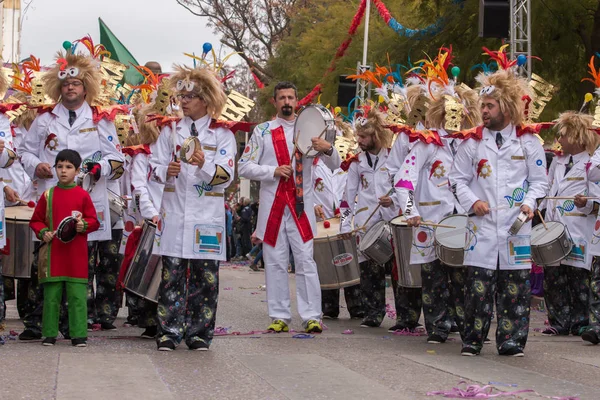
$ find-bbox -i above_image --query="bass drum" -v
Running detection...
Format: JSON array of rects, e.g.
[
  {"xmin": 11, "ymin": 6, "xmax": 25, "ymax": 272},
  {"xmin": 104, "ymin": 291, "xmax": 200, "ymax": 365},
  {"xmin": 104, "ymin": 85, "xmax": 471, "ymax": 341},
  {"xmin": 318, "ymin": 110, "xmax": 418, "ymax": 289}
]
[
  {"xmin": 314, "ymin": 218, "xmax": 360, "ymax": 289},
  {"xmin": 2, "ymin": 206, "xmax": 35, "ymax": 278}
]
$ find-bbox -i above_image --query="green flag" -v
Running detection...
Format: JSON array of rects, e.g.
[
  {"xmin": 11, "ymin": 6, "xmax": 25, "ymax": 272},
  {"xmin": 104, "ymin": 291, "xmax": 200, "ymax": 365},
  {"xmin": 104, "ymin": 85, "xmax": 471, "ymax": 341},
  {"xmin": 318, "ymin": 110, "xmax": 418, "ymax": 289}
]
[{"xmin": 98, "ymin": 17, "xmax": 143, "ymax": 85}]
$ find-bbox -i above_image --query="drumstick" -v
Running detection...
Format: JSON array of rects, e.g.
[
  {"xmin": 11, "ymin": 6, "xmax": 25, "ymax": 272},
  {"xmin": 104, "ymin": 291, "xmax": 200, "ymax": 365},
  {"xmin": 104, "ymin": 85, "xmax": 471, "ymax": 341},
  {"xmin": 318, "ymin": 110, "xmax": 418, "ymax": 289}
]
[
  {"xmin": 360, "ymin": 188, "xmax": 395, "ymax": 230},
  {"xmin": 544, "ymin": 196, "xmax": 599, "ymax": 200},
  {"xmin": 304, "ymin": 126, "xmax": 328, "ymax": 154},
  {"xmin": 467, "ymin": 205, "xmax": 509, "ymax": 217},
  {"xmin": 536, "ymin": 209, "xmax": 548, "ymax": 231}
]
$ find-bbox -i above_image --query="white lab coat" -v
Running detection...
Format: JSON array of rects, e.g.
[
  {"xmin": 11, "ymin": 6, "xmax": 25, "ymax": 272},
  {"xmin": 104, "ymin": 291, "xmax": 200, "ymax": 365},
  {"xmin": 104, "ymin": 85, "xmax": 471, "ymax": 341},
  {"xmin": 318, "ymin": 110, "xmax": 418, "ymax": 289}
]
[
  {"xmin": 149, "ymin": 115, "xmax": 236, "ymax": 261},
  {"xmin": 312, "ymin": 158, "xmax": 338, "ymax": 219},
  {"xmin": 448, "ymin": 125, "xmax": 548, "ymax": 270},
  {"xmin": 0, "ymin": 126, "xmax": 36, "ymax": 205},
  {"xmin": 542, "ymin": 152, "xmax": 594, "ymax": 269},
  {"xmin": 237, "ymin": 118, "xmax": 341, "ymax": 240},
  {"xmin": 20, "ymin": 103, "xmax": 125, "ymax": 241},
  {"xmin": 340, "ymin": 148, "xmax": 399, "ymax": 263},
  {"xmin": 394, "ymin": 130, "xmax": 463, "ymax": 264},
  {"xmin": 583, "ymin": 147, "xmax": 600, "ymax": 256},
  {"xmin": 0, "ymin": 114, "xmax": 17, "ymax": 248}
]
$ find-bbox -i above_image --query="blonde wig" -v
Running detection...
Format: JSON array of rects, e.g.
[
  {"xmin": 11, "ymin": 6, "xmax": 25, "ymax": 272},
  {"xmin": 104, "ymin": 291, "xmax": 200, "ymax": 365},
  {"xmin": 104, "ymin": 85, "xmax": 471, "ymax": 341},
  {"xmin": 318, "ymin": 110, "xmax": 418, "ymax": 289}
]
[
  {"xmin": 426, "ymin": 85, "xmax": 482, "ymax": 130},
  {"xmin": 43, "ymin": 52, "xmax": 101, "ymax": 104},
  {"xmin": 170, "ymin": 65, "xmax": 227, "ymax": 119},
  {"xmin": 0, "ymin": 65, "xmax": 8, "ymax": 99},
  {"xmin": 356, "ymin": 108, "xmax": 393, "ymax": 149},
  {"xmin": 555, "ymin": 111, "xmax": 598, "ymax": 155},
  {"xmin": 335, "ymin": 117, "xmax": 355, "ymax": 139},
  {"xmin": 475, "ymin": 69, "xmax": 531, "ymax": 126}
]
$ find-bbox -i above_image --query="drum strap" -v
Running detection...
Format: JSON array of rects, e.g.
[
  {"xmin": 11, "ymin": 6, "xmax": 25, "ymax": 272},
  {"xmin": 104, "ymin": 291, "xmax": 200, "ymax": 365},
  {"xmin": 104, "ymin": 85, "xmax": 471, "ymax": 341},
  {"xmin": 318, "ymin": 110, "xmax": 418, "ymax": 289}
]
[{"xmin": 263, "ymin": 126, "xmax": 313, "ymax": 247}]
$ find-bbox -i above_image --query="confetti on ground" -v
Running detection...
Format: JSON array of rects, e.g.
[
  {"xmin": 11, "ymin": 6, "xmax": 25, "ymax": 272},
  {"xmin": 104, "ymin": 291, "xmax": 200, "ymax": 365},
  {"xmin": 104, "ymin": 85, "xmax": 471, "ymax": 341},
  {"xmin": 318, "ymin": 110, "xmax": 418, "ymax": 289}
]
[
  {"xmin": 342, "ymin": 329, "xmax": 354, "ymax": 335},
  {"xmin": 223, "ymin": 287, "xmax": 233, "ymax": 290},
  {"xmin": 427, "ymin": 380, "xmax": 580, "ymax": 399},
  {"xmin": 292, "ymin": 334, "xmax": 315, "ymax": 339},
  {"xmin": 391, "ymin": 328, "xmax": 427, "ymax": 337},
  {"xmin": 426, "ymin": 350, "xmax": 436, "ymax": 354}
]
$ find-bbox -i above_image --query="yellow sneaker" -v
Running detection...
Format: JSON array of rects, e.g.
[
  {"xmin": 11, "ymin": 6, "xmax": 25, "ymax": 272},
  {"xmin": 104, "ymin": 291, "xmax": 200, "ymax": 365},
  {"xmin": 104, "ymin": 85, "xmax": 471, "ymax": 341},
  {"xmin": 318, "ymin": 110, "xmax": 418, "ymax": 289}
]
[
  {"xmin": 305, "ymin": 319, "xmax": 322, "ymax": 333},
  {"xmin": 267, "ymin": 319, "xmax": 289, "ymax": 332}
]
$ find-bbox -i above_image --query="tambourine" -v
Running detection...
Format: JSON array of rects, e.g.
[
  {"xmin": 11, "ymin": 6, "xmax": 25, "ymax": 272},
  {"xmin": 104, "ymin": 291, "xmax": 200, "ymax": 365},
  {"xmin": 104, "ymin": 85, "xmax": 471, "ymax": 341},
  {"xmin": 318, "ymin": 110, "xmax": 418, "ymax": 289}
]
[
  {"xmin": 180, "ymin": 136, "xmax": 201, "ymax": 164},
  {"xmin": 56, "ymin": 216, "xmax": 78, "ymax": 243},
  {"xmin": 508, "ymin": 211, "xmax": 528, "ymax": 236},
  {"xmin": 76, "ymin": 172, "xmax": 95, "ymax": 193}
]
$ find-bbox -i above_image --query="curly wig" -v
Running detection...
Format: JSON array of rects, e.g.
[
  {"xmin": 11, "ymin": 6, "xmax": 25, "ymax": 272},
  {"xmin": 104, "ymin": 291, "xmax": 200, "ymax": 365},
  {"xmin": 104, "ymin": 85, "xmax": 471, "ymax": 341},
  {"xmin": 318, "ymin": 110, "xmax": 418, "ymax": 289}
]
[
  {"xmin": 555, "ymin": 111, "xmax": 598, "ymax": 155},
  {"xmin": 0, "ymin": 65, "xmax": 8, "ymax": 99},
  {"xmin": 475, "ymin": 69, "xmax": 531, "ymax": 126},
  {"xmin": 43, "ymin": 52, "xmax": 101, "ymax": 104},
  {"xmin": 170, "ymin": 65, "xmax": 227, "ymax": 119},
  {"xmin": 356, "ymin": 108, "xmax": 393, "ymax": 149},
  {"xmin": 426, "ymin": 85, "xmax": 482, "ymax": 130}
]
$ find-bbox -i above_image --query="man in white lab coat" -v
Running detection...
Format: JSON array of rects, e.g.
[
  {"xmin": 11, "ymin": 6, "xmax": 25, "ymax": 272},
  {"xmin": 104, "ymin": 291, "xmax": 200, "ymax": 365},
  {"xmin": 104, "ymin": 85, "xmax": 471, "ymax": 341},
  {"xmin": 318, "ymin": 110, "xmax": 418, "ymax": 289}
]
[
  {"xmin": 448, "ymin": 68, "xmax": 548, "ymax": 356},
  {"xmin": 238, "ymin": 82, "xmax": 340, "ymax": 333},
  {"xmin": 147, "ymin": 66, "xmax": 236, "ymax": 351}
]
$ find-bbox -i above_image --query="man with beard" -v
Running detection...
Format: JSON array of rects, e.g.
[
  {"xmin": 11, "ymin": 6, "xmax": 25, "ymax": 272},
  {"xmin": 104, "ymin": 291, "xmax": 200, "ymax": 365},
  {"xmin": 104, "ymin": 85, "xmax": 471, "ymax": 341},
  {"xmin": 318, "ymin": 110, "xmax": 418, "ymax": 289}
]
[
  {"xmin": 448, "ymin": 66, "xmax": 548, "ymax": 357},
  {"xmin": 339, "ymin": 108, "xmax": 399, "ymax": 328},
  {"xmin": 238, "ymin": 81, "xmax": 340, "ymax": 333}
]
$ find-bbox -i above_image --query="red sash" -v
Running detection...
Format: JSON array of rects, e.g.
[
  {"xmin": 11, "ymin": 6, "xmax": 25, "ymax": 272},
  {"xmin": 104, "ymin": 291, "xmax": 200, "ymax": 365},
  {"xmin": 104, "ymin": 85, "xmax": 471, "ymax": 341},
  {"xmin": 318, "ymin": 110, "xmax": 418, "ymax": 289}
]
[{"xmin": 263, "ymin": 126, "xmax": 313, "ymax": 247}]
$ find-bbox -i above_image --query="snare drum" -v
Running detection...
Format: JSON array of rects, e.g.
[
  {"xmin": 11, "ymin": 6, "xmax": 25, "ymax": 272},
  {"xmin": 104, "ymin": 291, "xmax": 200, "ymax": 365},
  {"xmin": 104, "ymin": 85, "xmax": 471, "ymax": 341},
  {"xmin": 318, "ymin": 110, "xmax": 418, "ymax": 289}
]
[
  {"xmin": 434, "ymin": 214, "xmax": 468, "ymax": 267},
  {"xmin": 389, "ymin": 216, "xmax": 421, "ymax": 288},
  {"xmin": 314, "ymin": 219, "xmax": 360, "ymax": 289},
  {"xmin": 108, "ymin": 189, "xmax": 126, "ymax": 224},
  {"xmin": 1, "ymin": 206, "xmax": 35, "ymax": 278},
  {"xmin": 77, "ymin": 172, "xmax": 95, "ymax": 193},
  {"xmin": 123, "ymin": 220, "xmax": 162, "ymax": 303},
  {"xmin": 358, "ymin": 220, "xmax": 393, "ymax": 265},
  {"xmin": 180, "ymin": 136, "xmax": 201, "ymax": 164},
  {"xmin": 294, "ymin": 104, "xmax": 336, "ymax": 158},
  {"xmin": 530, "ymin": 221, "xmax": 573, "ymax": 266}
]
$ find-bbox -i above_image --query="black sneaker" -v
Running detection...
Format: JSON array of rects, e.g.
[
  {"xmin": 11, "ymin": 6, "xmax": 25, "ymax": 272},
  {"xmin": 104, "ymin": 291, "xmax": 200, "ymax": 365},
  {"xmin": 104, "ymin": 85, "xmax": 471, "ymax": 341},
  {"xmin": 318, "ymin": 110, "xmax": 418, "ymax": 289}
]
[
  {"xmin": 87, "ymin": 323, "xmax": 94, "ymax": 332},
  {"xmin": 188, "ymin": 339, "xmax": 209, "ymax": 351},
  {"xmin": 582, "ymin": 330, "xmax": 600, "ymax": 345},
  {"xmin": 19, "ymin": 329, "xmax": 42, "ymax": 340},
  {"xmin": 157, "ymin": 340, "xmax": 175, "ymax": 351},
  {"xmin": 360, "ymin": 319, "xmax": 380, "ymax": 328},
  {"xmin": 461, "ymin": 347, "xmax": 479, "ymax": 356},
  {"xmin": 484, "ymin": 337, "xmax": 492, "ymax": 344},
  {"xmin": 140, "ymin": 326, "xmax": 158, "ymax": 339},
  {"xmin": 500, "ymin": 347, "xmax": 524, "ymax": 357},
  {"xmin": 100, "ymin": 322, "xmax": 117, "ymax": 331},
  {"xmin": 450, "ymin": 324, "xmax": 460, "ymax": 334},
  {"xmin": 72, "ymin": 338, "xmax": 87, "ymax": 347},
  {"xmin": 124, "ymin": 317, "xmax": 138, "ymax": 327},
  {"xmin": 387, "ymin": 323, "xmax": 407, "ymax": 332},
  {"xmin": 42, "ymin": 337, "xmax": 56, "ymax": 346},
  {"xmin": 427, "ymin": 334, "xmax": 446, "ymax": 344},
  {"xmin": 322, "ymin": 314, "xmax": 338, "ymax": 320}
]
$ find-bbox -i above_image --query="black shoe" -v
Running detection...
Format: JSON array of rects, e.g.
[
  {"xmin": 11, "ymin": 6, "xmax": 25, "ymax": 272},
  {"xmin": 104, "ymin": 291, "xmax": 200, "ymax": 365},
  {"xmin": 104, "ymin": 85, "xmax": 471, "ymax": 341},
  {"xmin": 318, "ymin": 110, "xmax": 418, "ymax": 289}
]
[
  {"xmin": 427, "ymin": 334, "xmax": 446, "ymax": 344},
  {"xmin": 87, "ymin": 323, "xmax": 94, "ymax": 332},
  {"xmin": 19, "ymin": 329, "xmax": 42, "ymax": 340},
  {"xmin": 100, "ymin": 322, "xmax": 117, "ymax": 331},
  {"xmin": 140, "ymin": 326, "xmax": 158, "ymax": 339},
  {"xmin": 360, "ymin": 319, "xmax": 380, "ymax": 328},
  {"xmin": 582, "ymin": 330, "xmax": 600, "ymax": 345},
  {"xmin": 42, "ymin": 337, "xmax": 56, "ymax": 346},
  {"xmin": 72, "ymin": 338, "xmax": 87, "ymax": 347},
  {"xmin": 322, "ymin": 314, "xmax": 339, "ymax": 320},
  {"xmin": 461, "ymin": 347, "xmax": 479, "ymax": 356},
  {"xmin": 450, "ymin": 324, "xmax": 460, "ymax": 334},
  {"xmin": 484, "ymin": 337, "xmax": 492, "ymax": 344},
  {"xmin": 124, "ymin": 317, "xmax": 138, "ymax": 327},
  {"xmin": 62, "ymin": 333, "xmax": 71, "ymax": 340},
  {"xmin": 157, "ymin": 340, "xmax": 176, "ymax": 351},
  {"xmin": 188, "ymin": 339, "xmax": 209, "ymax": 351},
  {"xmin": 387, "ymin": 323, "xmax": 407, "ymax": 332},
  {"xmin": 500, "ymin": 347, "xmax": 524, "ymax": 357}
]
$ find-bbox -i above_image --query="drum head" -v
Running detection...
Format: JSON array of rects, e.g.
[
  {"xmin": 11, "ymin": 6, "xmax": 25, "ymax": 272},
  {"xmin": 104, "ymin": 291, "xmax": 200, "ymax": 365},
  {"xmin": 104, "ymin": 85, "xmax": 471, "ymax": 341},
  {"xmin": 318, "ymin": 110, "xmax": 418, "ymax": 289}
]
[
  {"xmin": 531, "ymin": 221, "xmax": 565, "ymax": 246},
  {"xmin": 5, "ymin": 206, "xmax": 35, "ymax": 222},
  {"xmin": 359, "ymin": 220, "xmax": 387, "ymax": 250},
  {"xmin": 435, "ymin": 215, "xmax": 468, "ymax": 248},
  {"xmin": 180, "ymin": 136, "xmax": 201, "ymax": 164},
  {"xmin": 316, "ymin": 217, "xmax": 341, "ymax": 238},
  {"xmin": 78, "ymin": 172, "xmax": 95, "ymax": 193},
  {"xmin": 390, "ymin": 216, "xmax": 408, "ymax": 226},
  {"xmin": 56, "ymin": 217, "xmax": 78, "ymax": 243},
  {"xmin": 294, "ymin": 105, "xmax": 334, "ymax": 157}
]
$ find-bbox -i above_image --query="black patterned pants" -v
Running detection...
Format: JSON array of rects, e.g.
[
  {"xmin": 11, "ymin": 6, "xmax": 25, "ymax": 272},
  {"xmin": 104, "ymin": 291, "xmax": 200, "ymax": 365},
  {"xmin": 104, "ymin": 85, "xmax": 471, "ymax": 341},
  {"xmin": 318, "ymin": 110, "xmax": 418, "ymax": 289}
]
[
  {"xmin": 421, "ymin": 260, "xmax": 466, "ymax": 340},
  {"xmin": 321, "ymin": 285, "xmax": 363, "ymax": 318},
  {"xmin": 87, "ymin": 229, "xmax": 124, "ymax": 324},
  {"xmin": 589, "ymin": 257, "xmax": 600, "ymax": 335},
  {"xmin": 0, "ymin": 261, "xmax": 5, "ymax": 330},
  {"xmin": 462, "ymin": 266, "xmax": 531, "ymax": 354},
  {"xmin": 157, "ymin": 256, "xmax": 219, "ymax": 348},
  {"xmin": 127, "ymin": 295, "xmax": 158, "ymax": 328},
  {"xmin": 543, "ymin": 265, "xmax": 591, "ymax": 335}
]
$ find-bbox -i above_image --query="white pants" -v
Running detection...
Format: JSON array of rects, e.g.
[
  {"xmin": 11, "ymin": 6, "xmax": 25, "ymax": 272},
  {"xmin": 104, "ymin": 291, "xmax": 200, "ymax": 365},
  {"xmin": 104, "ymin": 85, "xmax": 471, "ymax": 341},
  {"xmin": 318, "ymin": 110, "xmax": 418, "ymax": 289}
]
[{"xmin": 262, "ymin": 208, "xmax": 322, "ymax": 325}]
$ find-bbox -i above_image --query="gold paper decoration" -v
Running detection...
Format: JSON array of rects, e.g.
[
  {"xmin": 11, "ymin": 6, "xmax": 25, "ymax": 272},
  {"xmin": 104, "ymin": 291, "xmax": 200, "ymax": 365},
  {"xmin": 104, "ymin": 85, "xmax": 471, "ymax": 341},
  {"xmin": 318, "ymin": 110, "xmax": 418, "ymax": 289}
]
[
  {"xmin": 151, "ymin": 79, "xmax": 171, "ymax": 115},
  {"xmin": 94, "ymin": 58, "xmax": 128, "ymax": 106},
  {"xmin": 406, "ymin": 94, "xmax": 429, "ymax": 127},
  {"xmin": 220, "ymin": 90, "xmax": 255, "ymax": 121},
  {"xmin": 0, "ymin": 67, "xmax": 12, "ymax": 99},
  {"xmin": 114, "ymin": 114, "xmax": 132, "ymax": 146},
  {"xmin": 385, "ymin": 93, "xmax": 406, "ymax": 125},
  {"xmin": 593, "ymin": 99, "xmax": 600, "ymax": 128},
  {"xmin": 334, "ymin": 136, "xmax": 358, "ymax": 160},
  {"xmin": 528, "ymin": 73, "xmax": 555, "ymax": 122},
  {"xmin": 444, "ymin": 95, "xmax": 464, "ymax": 132}
]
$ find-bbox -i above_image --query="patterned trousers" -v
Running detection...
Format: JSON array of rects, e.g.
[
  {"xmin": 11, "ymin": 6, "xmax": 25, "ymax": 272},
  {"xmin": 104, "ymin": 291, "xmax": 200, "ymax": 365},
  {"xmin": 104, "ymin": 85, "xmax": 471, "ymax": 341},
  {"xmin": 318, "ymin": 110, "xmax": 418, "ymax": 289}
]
[
  {"xmin": 126, "ymin": 295, "xmax": 158, "ymax": 328},
  {"xmin": 462, "ymin": 266, "xmax": 531, "ymax": 354},
  {"xmin": 586, "ymin": 257, "xmax": 600, "ymax": 335},
  {"xmin": 543, "ymin": 264, "xmax": 591, "ymax": 335},
  {"xmin": 421, "ymin": 260, "xmax": 466, "ymax": 340},
  {"xmin": 87, "ymin": 229, "xmax": 124, "ymax": 324},
  {"xmin": 321, "ymin": 285, "xmax": 363, "ymax": 319},
  {"xmin": 157, "ymin": 256, "xmax": 219, "ymax": 347}
]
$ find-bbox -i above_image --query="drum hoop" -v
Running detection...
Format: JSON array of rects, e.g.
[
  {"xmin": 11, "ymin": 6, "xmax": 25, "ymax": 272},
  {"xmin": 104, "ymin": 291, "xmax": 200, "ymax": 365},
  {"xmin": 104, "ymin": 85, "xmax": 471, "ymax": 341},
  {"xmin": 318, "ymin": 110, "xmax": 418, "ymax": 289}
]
[
  {"xmin": 359, "ymin": 220, "xmax": 388, "ymax": 250},
  {"xmin": 56, "ymin": 216, "xmax": 78, "ymax": 243},
  {"xmin": 294, "ymin": 104, "xmax": 335, "ymax": 156},
  {"xmin": 180, "ymin": 136, "xmax": 201, "ymax": 164},
  {"xmin": 435, "ymin": 214, "xmax": 468, "ymax": 249},
  {"xmin": 531, "ymin": 221, "xmax": 567, "ymax": 245}
]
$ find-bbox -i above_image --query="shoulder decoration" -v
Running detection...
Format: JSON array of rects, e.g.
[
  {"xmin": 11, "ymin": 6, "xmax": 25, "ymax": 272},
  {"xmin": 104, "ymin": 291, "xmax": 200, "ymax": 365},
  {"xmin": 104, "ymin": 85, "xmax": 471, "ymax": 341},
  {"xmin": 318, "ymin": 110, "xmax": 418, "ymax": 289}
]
[
  {"xmin": 516, "ymin": 122, "xmax": 554, "ymax": 137},
  {"xmin": 146, "ymin": 115, "xmax": 181, "ymax": 128},
  {"xmin": 447, "ymin": 126, "xmax": 484, "ymax": 141},
  {"xmin": 340, "ymin": 152, "xmax": 360, "ymax": 172},
  {"xmin": 91, "ymin": 105, "xmax": 130, "ymax": 124},
  {"xmin": 209, "ymin": 119, "xmax": 254, "ymax": 133},
  {"xmin": 122, "ymin": 144, "xmax": 151, "ymax": 157},
  {"xmin": 388, "ymin": 124, "xmax": 443, "ymax": 146},
  {"xmin": 0, "ymin": 103, "xmax": 26, "ymax": 116}
]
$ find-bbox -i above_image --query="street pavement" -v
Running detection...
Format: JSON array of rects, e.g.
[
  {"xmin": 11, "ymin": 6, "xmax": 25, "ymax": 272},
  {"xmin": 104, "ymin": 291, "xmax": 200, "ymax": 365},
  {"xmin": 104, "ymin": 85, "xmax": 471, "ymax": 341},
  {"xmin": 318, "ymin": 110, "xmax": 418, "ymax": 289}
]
[{"xmin": 1, "ymin": 260, "xmax": 599, "ymax": 400}]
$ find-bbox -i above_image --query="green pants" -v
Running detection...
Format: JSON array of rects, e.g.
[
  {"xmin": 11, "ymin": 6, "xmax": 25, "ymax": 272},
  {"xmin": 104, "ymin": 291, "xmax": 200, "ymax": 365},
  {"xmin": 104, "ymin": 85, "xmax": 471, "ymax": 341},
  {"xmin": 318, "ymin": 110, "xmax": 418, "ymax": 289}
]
[{"xmin": 42, "ymin": 281, "xmax": 87, "ymax": 339}]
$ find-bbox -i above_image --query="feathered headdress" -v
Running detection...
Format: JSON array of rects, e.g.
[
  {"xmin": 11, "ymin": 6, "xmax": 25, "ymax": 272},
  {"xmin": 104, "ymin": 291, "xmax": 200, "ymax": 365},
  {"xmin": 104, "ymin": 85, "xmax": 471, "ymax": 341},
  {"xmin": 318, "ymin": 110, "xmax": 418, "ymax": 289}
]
[
  {"xmin": 353, "ymin": 107, "xmax": 393, "ymax": 149},
  {"xmin": 476, "ymin": 68, "xmax": 531, "ymax": 126},
  {"xmin": 43, "ymin": 50, "xmax": 101, "ymax": 104},
  {"xmin": 169, "ymin": 65, "xmax": 227, "ymax": 119}
]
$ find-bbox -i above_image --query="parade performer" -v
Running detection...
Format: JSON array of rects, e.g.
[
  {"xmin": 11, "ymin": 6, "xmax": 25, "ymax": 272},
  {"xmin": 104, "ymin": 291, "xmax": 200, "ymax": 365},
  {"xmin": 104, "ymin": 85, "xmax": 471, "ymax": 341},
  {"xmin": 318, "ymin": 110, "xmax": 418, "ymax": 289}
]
[
  {"xmin": 339, "ymin": 108, "xmax": 399, "ymax": 328},
  {"xmin": 19, "ymin": 45, "xmax": 124, "ymax": 339},
  {"xmin": 147, "ymin": 65, "xmax": 236, "ymax": 351},
  {"xmin": 448, "ymin": 65, "xmax": 548, "ymax": 356},
  {"xmin": 395, "ymin": 72, "xmax": 481, "ymax": 343},
  {"xmin": 238, "ymin": 81, "xmax": 340, "ymax": 333},
  {"xmin": 541, "ymin": 112, "xmax": 597, "ymax": 337},
  {"xmin": 29, "ymin": 149, "xmax": 100, "ymax": 347}
]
